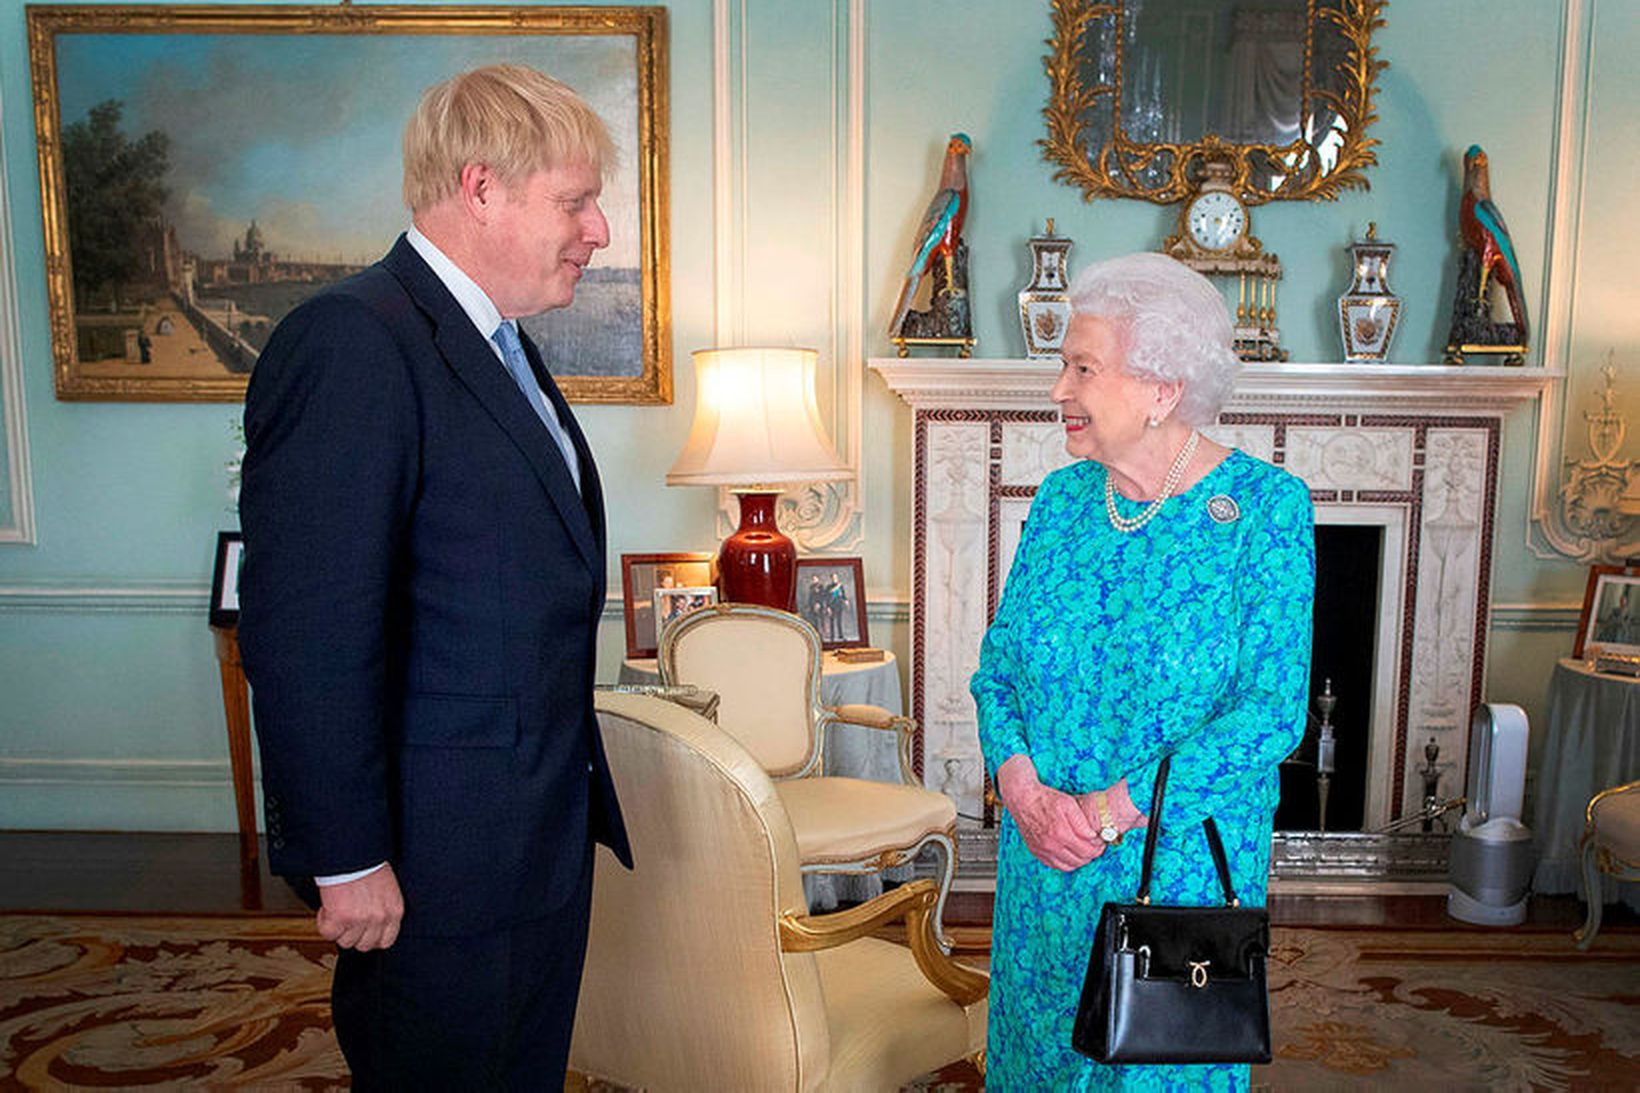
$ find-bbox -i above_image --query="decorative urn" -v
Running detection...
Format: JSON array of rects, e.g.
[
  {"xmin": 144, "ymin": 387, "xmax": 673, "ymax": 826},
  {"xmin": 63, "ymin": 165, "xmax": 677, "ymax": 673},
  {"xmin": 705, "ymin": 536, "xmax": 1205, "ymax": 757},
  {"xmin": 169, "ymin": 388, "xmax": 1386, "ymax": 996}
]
[
  {"xmin": 1337, "ymin": 222, "xmax": 1402, "ymax": 362},
  {"xmin": 1018, "ymin": 219, "xmax": 1073, "ymax": 359}
]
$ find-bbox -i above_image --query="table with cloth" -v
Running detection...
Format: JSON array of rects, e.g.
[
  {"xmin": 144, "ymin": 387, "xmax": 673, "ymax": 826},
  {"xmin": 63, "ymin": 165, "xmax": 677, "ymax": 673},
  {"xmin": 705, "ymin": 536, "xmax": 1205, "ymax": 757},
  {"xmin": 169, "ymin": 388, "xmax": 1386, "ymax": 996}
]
[{"xmin": 1531, "ymin": 657, "xmax": 1640, "ymax": 912}]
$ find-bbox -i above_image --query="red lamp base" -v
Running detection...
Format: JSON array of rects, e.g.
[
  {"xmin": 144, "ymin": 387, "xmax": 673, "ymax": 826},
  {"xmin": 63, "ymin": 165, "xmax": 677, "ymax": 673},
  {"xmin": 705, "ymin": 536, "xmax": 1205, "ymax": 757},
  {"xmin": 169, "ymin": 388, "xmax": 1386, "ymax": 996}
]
[{"xmin": 718, "ymin": 490, "xmax": 795, "ymax": 610}]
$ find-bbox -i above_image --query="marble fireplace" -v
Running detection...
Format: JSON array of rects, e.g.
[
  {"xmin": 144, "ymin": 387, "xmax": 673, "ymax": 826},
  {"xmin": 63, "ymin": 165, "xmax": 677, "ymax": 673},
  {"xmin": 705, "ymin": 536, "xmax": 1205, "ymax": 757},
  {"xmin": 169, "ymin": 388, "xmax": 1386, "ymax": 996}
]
[{"xmin": 871, "ymin": 359, "xmax": 1554, "ymax": 882}]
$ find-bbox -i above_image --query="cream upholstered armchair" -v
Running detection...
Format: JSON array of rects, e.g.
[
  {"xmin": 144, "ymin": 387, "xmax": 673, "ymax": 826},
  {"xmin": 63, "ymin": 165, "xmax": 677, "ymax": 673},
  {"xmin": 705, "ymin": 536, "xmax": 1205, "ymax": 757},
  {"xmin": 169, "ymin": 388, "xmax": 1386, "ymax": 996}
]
[
  {"xmin": 1575, "ymin": 779, "xmax": 1640, "ymax": 949},
  {"xmin": 572, "ymin": 692, "xmax": 987, "ymax": 1091},
  {"xmin": 658, "ymin": 603, "xmax": 958, "ymax": 945}
]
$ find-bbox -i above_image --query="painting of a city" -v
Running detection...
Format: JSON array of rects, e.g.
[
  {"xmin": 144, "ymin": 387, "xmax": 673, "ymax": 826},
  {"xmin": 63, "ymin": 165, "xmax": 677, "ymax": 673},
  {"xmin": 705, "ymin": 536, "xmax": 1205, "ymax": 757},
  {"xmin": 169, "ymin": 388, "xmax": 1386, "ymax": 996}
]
[{"xmin": 28, "ymin": 6, "xmax": 669, "ymax": 403}]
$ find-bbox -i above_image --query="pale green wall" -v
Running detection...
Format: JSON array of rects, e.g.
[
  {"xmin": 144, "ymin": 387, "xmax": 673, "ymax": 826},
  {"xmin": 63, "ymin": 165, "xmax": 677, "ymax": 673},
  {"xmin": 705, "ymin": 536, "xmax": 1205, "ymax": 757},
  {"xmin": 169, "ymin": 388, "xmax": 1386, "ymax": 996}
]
[
  {"xmin": 1, "ymin": 0, "xmax": 1630, "ymax": 831},
  {"xmin": 0, "ymin": 0, "xmax": 720, "ymax": 829}
]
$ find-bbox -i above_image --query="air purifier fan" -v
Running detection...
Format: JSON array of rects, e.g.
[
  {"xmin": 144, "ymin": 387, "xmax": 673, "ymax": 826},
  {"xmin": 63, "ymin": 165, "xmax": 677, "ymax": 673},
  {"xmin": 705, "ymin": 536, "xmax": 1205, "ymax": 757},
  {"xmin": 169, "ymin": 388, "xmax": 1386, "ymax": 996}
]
[{"xmin": 1447, "ymin": 703, "xmax": 1533, "ymax": 926}]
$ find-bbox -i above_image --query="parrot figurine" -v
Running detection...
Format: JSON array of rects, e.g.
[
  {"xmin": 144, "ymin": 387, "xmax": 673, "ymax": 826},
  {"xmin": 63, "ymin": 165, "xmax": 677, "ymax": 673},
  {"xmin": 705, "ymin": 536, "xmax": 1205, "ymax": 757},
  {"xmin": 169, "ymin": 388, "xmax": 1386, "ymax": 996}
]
[
  {"xmin": 888, "ymin": 133, "xmax": 972, "ymax": 340},
  {"xmin": 1459, "ymin": 144, "xmax": 1529, "ymax": 344}
]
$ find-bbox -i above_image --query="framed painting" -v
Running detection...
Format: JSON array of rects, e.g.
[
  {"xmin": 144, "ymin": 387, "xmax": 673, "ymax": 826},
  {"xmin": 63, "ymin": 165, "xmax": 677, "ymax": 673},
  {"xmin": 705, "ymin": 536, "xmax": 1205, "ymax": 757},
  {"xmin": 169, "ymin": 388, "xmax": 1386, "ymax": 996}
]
[
  {"xmin": 1573, "ymin": 564, "xmax": 1640, "ymax": 661},
  {"xmin": 795, "ymin": 556, "xmax": 868, "ymax": 650},
  {"xmin": 620, "ymin": 551, "xmax": 715, "ymax": 659},
  {"xmin": 27, "ymin": 5, "xmax": 670, "ymax": 404}
]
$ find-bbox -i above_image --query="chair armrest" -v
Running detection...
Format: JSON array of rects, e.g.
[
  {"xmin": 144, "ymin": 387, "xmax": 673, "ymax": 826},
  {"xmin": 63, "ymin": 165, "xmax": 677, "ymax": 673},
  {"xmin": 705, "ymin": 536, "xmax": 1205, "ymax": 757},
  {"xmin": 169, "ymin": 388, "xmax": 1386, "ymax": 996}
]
[
  {"xmin": 595, "ymin": 683, "xmax": 720, "ymax": 723},
  {"xmin": 828, "ymin": 703, "xmax": 899, "ymax": 731},
  {"xmin": 821, "ymin": 704, "xmax": 920, "ymax": 786},
  {"xmin": 778, "ymin": 878, "xmax": 988, "ymax": 1006},
  {"xmin": 1588, "ymin": 779, "xmax": 1640, "ymax": 824}
]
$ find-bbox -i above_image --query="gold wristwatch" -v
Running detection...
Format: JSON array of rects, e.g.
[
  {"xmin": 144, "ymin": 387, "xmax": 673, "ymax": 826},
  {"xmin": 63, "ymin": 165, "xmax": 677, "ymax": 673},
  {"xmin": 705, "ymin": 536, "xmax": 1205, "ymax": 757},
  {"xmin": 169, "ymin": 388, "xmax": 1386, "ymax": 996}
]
[{"xmin": 1093, "ymin": 791, "xmax": 1122, "ymax": 846}]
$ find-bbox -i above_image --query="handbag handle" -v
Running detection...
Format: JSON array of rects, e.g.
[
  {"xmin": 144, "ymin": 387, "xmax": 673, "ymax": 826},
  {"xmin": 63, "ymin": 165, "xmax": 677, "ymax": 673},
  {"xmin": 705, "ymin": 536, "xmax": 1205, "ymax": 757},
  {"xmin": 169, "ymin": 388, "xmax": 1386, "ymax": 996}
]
[{"xmin": 1134, "ymin": 754, "xmax": 1240, "ymax": 908}]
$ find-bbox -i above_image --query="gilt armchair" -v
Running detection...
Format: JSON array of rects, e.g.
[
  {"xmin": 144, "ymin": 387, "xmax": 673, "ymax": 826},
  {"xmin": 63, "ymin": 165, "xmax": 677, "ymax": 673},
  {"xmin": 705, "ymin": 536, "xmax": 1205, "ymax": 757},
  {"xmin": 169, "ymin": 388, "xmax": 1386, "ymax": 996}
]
[
  {"xmin": 658, "ymin": 603, "xmax": 958, "ymax": 945},
  {"xmin": 572, "ymin": 692, "xmax": 987, "ymax": 1091}
]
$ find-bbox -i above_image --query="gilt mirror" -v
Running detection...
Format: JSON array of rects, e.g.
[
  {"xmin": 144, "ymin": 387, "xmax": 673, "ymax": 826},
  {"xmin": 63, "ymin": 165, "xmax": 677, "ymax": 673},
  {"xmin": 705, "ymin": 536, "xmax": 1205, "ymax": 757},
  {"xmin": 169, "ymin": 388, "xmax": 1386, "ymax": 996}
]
[{"xmin": 1042, "ymin": 0, "xmax": 1388, "ymax": 204}]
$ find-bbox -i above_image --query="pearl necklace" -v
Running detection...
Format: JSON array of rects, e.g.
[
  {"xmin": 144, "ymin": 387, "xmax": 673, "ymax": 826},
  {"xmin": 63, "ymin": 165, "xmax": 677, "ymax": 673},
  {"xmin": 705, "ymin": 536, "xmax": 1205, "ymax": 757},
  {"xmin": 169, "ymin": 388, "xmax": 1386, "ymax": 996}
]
[{"xmin": 1105, "ymin": 430, "xmax": 1200, "ymax": 534}]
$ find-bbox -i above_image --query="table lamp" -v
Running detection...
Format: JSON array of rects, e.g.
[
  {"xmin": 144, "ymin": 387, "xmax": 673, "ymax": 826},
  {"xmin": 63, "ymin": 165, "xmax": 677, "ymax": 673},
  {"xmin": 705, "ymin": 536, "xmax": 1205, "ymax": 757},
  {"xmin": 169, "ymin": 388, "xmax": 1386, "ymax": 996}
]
[{"xmin": 667, "ymin": 347, "xmax": 851, "ymax": 609}]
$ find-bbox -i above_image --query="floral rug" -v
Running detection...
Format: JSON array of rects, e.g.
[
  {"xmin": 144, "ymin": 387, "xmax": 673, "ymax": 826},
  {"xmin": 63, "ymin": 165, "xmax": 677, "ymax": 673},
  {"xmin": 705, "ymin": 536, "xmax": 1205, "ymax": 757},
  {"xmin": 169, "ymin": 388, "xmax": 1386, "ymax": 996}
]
[
  {"xmin": 1, "ymin": 915, "xmax": 1636, "ymax": 1090},
  {"xmin": 0, "ymin": 914, "xmax": 340, "ymax": 1089},
  {"xmin": 1262, "ymin": 926, "xmax": 1639, "ymax": 1089},
  {"xmin": 914, "ymin": 926, "xmax": 1640, "ymax": 1091}
]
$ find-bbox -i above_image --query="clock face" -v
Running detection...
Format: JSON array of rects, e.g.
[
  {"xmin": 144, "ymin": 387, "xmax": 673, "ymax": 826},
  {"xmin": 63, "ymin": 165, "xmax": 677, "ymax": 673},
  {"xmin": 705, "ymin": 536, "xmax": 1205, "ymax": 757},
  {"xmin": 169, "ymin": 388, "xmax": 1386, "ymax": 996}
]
[{"xmin": 1186, "ymin": 191, "xmax": 1247, "ymax": 252}]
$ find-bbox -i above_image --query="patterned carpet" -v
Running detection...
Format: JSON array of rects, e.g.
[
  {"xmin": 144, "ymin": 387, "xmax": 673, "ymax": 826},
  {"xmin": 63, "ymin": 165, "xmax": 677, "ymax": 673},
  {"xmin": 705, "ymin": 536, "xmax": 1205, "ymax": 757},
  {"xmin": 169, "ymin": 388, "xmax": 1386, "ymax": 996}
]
[
  {"xmin": 0, "ymin": 915, "xmax": 340, "ymax": 1088},
  {"xmin": 1, "ymin": 914, "xmax": 1635, "ymax": 1090},
  {"xmin": 1263, "ymin": 927, "xmax": 1639, "ymax": 1089}
]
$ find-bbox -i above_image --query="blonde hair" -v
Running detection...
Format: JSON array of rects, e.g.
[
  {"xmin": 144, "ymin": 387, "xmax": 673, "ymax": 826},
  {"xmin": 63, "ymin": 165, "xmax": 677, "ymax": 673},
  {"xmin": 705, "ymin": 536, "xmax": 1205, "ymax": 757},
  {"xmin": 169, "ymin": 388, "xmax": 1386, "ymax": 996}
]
[
  {"xmin": 1067, "ymin": 252, "xmax": 1240, "ymax": 427},
  {"xmin": 402, "ymin": 64, "xmax": 616, "ymax": 213}
]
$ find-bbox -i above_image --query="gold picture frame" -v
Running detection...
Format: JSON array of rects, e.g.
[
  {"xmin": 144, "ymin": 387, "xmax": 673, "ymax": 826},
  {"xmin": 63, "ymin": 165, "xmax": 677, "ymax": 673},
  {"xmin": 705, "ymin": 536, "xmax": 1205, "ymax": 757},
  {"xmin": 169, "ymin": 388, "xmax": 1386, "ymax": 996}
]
[
  {"xmin": 1040, "ymin": 0, "xmax": 1387, "ymax": 206},
  {"xmin": 27, "ymin": 4, "xmax": 670, "ymax": 404}
]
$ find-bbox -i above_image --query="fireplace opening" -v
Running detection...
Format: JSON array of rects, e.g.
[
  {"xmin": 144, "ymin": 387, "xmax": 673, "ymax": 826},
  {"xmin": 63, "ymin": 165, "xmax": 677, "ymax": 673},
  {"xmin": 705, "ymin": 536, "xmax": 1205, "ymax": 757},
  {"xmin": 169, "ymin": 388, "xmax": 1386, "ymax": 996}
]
[{"xmin": 1276, "ymin": 523, "xmax": 1383, "ymax": 833}]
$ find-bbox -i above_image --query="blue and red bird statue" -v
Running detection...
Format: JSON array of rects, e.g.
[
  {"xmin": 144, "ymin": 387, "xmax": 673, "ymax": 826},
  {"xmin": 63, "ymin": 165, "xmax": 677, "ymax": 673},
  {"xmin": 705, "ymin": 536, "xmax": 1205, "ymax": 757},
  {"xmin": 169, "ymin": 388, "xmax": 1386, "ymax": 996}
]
[
  {"xmin": 1446, "ymin": 144, "xmax": 1529, "ymax": 363},
  {"xmin": 888, "ymin": 133, "xmax": 973, "ymax": 350}
]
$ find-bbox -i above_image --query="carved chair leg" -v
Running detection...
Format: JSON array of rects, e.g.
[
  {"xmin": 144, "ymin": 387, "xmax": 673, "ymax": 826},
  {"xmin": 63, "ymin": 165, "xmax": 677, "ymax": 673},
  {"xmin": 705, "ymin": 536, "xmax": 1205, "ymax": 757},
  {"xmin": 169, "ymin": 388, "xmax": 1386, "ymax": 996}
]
[
  {"xmin": 927, "ymin": 832, "xmax": 958, "ymax": 954},
  {"xmin": 1574, "ymin": 840, "xmax": 1605, "ymax": 950}
]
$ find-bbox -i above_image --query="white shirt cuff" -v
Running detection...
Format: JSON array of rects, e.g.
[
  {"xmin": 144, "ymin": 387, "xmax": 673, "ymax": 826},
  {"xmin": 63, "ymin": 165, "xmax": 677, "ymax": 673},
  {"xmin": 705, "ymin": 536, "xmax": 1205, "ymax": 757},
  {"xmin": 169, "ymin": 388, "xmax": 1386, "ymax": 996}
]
[{"xmin": 314, "ymin": 862, "xmax": 388, "ymax": 886}]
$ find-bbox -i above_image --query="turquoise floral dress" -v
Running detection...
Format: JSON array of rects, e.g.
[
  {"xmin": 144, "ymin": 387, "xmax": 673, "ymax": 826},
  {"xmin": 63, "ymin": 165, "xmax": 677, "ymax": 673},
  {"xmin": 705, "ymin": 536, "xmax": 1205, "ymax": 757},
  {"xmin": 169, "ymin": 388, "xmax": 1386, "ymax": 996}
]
[{"xmin": 971, "ymin": 449, "xmax": 1314, "ymax": 1091}]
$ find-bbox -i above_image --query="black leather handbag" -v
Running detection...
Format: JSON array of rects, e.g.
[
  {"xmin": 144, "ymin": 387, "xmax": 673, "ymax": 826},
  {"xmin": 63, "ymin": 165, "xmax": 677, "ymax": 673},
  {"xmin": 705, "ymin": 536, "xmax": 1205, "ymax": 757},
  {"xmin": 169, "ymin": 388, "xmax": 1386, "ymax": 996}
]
[{"xmin": 1071, "ymin": 755, "xmax": 1272, "ymax": 1065}]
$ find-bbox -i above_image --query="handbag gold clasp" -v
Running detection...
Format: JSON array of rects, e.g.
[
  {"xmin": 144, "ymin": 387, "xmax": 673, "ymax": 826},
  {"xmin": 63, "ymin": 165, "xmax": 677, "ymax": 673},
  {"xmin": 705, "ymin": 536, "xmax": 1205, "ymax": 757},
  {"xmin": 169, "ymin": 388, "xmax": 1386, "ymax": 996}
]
[{"xmin": 1189, "ymin": 960, "xmax": 1210, "ymax": 988}]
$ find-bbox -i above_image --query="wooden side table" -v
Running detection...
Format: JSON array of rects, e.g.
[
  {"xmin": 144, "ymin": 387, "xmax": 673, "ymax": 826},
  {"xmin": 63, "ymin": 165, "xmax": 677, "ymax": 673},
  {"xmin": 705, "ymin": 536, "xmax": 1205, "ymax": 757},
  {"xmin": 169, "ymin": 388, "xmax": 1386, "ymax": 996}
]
[{"xmin": 210, "ymin": 625, "xmax": 259, "ymax": 867}]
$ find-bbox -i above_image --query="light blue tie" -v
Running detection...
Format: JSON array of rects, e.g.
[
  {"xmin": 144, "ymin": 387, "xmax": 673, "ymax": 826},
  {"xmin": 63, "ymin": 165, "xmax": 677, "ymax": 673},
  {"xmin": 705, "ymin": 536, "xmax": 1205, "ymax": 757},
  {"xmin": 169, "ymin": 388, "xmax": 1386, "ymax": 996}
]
[{"xmin": 492, "ymin": 322, "xmax": 581, "ymax": 493}]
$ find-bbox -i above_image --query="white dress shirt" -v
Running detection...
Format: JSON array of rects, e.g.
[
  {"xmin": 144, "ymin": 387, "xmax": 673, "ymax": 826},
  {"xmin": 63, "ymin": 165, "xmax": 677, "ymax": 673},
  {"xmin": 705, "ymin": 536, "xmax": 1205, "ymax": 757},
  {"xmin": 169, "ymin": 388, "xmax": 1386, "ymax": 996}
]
[{"xmin": 406, "ymin": 227, "xmax": 581, "ymax": 492}]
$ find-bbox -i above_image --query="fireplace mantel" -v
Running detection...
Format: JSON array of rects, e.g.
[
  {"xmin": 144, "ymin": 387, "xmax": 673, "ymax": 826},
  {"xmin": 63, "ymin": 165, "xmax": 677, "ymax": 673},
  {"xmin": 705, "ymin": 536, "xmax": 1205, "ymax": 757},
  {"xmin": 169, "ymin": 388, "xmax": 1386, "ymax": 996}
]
[
  {"xmin": 870, "ymin": 358, "xmax": 1559, "ymax": 413},
  {"xmin": 872, "ymin": 357, "xmax": 1557, "ymax": 880}
]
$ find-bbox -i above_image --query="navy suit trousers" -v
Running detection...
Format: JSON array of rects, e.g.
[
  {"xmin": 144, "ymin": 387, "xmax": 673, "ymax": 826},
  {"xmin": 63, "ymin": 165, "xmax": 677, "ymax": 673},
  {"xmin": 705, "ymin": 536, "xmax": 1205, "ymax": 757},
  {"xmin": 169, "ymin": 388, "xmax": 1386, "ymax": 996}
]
[{"xmin": 330, "ymin": 841, "xmax": 594, "ymax": 1090}]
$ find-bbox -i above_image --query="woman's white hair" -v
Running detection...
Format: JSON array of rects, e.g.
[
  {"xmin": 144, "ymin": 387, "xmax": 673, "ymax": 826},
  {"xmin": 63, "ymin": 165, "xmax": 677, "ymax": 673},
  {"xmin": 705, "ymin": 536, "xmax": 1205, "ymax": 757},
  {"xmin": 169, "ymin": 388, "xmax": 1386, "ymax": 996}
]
[{"xmin": 1067, "ymin": 252, "xmax": 1240, "ymax": 427}]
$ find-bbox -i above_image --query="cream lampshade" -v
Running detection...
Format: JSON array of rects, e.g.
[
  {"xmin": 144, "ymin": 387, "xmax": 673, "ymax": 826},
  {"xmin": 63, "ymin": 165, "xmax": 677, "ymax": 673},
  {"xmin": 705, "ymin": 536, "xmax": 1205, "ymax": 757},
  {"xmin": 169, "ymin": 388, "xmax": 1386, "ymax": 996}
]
[{"xmin": 667, "ymin": 347, "xmax": 850, "ymax": 609}]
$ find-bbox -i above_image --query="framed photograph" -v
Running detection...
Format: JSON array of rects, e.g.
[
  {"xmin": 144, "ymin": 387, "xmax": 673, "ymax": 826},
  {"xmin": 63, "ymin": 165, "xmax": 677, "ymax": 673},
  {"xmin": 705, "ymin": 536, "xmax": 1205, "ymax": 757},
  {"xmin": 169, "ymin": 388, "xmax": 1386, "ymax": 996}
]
[
  {"xmin": 28, "ymin": 5, "xmax": 670, "ymax": 404},
  {"xmin": 208, "ymin": 530, "xmax": 245, "ymax": 628},
  {"xmin": 1574, "ymin": 564, "xmax": 1640, "ymax": 660},
  {"xmin": 795, "ymin": 556, "xmax": 868, "ymax": 649},
  {"xmin": 620, "ymin": 552, "xmax": 716, "ymax": 659},
  {"xmin": 653, "ymin": 585, "xmax": 717, "ymax": 641}
]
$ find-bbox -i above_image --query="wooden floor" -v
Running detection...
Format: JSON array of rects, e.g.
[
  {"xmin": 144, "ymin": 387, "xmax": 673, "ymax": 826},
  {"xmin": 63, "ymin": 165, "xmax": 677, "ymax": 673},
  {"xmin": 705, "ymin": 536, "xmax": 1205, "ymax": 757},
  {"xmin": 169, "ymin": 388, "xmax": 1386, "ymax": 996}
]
[
  {"xmin": 0, "ymin": 831, "xmax": 312, "ymax": 915},
  {"xmin": 2, "ymin": 831, "xmax": 1633, "ymax": 936}
]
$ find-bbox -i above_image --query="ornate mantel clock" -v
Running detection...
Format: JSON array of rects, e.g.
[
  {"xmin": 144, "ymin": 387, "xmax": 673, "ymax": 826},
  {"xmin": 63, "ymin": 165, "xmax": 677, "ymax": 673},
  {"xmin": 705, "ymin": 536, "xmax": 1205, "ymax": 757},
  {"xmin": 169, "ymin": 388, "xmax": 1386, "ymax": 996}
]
[{"xmin": 1162, "ymin": 159, "xmax": 1287, "ymax": 362}]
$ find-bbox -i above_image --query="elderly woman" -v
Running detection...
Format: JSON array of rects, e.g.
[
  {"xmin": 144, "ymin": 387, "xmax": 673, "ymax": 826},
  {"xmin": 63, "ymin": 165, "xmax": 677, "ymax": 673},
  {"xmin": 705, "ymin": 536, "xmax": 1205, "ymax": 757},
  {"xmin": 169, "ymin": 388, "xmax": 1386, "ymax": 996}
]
[{"xmin": 971, "ymin": 252, "xmax": 1314, "ymax": 1090}]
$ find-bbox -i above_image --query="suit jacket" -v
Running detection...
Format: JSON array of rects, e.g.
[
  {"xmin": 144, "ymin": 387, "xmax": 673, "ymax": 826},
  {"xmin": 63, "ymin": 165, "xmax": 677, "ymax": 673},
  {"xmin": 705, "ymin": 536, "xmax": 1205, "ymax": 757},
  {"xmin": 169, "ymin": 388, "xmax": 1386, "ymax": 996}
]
[{"xmin": 239, "ymin": 235, "xmax": 631, "ymax": 938}]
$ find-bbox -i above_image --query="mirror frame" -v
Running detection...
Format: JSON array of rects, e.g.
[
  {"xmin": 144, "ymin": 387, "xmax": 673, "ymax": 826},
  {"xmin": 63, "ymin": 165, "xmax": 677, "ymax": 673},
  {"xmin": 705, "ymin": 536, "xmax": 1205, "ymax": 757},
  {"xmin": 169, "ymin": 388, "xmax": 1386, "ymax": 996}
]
[{"xmin": 1041, "ymin": 0, "xmax": 1389, "ymax": 205}]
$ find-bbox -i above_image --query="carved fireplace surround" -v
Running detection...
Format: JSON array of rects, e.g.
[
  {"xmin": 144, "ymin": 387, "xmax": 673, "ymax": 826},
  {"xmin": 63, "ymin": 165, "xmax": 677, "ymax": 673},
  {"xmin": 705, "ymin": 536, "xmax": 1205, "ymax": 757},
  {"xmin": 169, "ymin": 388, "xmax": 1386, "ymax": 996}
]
[{"xmin": 871, "ymin": 359, "xmax": 1556, "ymax": 883}]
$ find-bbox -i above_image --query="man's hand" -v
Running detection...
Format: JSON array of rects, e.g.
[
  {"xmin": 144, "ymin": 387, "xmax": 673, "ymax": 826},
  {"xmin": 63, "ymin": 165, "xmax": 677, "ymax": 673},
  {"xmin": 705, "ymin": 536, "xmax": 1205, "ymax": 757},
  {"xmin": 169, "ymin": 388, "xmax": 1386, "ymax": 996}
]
[
  {"xmin": 996, "ymin": 755, "xmax": 1103, "ymax": 871},
  {"xmin": 316, "ymin": 864, "xmax": 405, "ymax": 951}
]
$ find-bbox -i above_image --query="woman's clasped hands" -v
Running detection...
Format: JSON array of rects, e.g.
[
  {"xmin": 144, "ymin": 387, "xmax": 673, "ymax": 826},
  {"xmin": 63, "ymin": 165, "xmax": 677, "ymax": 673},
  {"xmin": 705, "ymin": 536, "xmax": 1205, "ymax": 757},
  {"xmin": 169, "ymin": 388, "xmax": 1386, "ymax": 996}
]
[{"xmin": 995, "ymin": 755, "xmax": 1147, "ymax": 872}]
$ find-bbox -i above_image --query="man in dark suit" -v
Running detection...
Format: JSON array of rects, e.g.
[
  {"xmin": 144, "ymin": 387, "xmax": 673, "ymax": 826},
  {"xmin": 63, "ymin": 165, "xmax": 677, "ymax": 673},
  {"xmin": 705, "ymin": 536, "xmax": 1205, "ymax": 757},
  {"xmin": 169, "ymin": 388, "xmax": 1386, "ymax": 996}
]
[{"xmin": 237, "ymin": 65, "xmax": 630, "ymax": 1089}]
